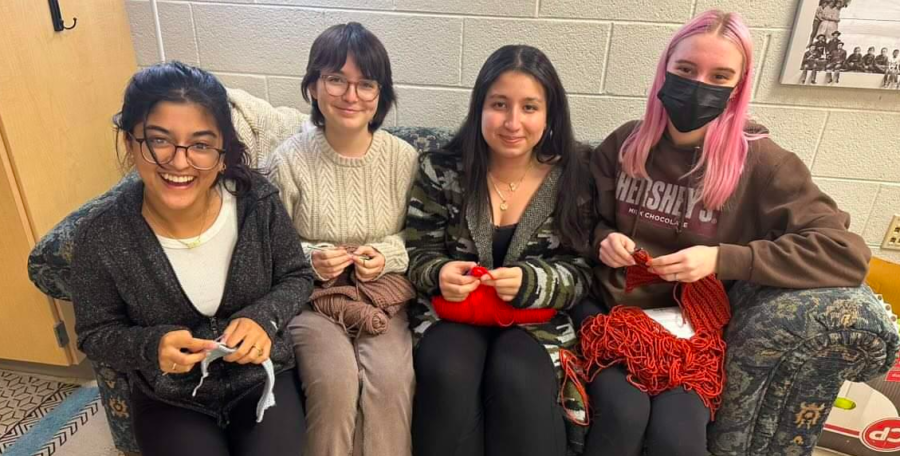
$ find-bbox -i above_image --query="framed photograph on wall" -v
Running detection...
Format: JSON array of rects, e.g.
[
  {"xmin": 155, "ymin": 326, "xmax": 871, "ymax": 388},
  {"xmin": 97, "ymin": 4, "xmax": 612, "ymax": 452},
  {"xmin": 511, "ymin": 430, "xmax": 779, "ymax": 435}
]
[{"xmin": 781, "ymin": 0, "xmax": 900, "ymax": 89}]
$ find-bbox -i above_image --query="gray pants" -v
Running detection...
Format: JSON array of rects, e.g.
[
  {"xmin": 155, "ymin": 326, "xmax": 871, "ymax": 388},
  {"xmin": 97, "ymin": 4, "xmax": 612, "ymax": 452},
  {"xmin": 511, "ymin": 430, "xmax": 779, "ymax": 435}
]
[{"xmin": 289, "ymin": 307, "xmax": 414, "ymax": 456}]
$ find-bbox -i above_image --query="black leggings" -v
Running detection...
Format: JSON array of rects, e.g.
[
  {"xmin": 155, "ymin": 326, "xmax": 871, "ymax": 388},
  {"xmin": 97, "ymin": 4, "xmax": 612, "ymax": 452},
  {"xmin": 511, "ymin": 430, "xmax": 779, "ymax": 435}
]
[
  {"xmin": 412, "ymin": 321, "xmax": 567, "ymax": 456},
  {"xmin": 131, "ymin": 370, "xmax": 306, "ymax": 456},
  {"xmin": 583, "ymin": 366, "xmax": 709, "ymax": 456},
  {"xmin": 572, "ymin": 299, "xmax": 709, "ymax": 456}
]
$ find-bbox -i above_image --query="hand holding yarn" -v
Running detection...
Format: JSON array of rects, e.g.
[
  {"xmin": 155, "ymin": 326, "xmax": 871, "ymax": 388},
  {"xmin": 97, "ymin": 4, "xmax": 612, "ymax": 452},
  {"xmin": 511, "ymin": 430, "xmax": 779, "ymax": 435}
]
[
  {"xmin": 352, "ymin": 245, "xmax": 385, "ymax": 282},
  {"xmin": 432, "ymin": 265, "xmax": 556, "ymax": 326},
  {"xmin": 158, "ymin": 330, "xmax": 216, "ymax": 374},
  {"xmin": 578, "ymin": 249, "xmax": 731, "ymax": 415},
  {"xmin": 438, "ymin": 261, "xmax": 480, "ymax": 302},
  {"xmin": 648, "ymin": 245, "xmax": 719, "ymax": 283},
  {"xmin": 479, "ymin": 267, "xmax": 523, "ymax": 302},
  {"xmin": 311, "ymin": 247, "xmax": 354, "ymax": 280},
  {"xmin": 222, "ymin": 318, "xmax": 272, "ymax": 365},
  {"xmin": 598, "ymin": 232, "xmax": 637, "ymax": 268}
]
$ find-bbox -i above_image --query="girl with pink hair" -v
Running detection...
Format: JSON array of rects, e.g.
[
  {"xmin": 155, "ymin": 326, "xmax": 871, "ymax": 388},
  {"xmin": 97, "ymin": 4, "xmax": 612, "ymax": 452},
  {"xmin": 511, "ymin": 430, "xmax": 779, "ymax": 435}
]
[{"xmin": 581, "ymin": 10, "xmax": 869, "ymax": 455}]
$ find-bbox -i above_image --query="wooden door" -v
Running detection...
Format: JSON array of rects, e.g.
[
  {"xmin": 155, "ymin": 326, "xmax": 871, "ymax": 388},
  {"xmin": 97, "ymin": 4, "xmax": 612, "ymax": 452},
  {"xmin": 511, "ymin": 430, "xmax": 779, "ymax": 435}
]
[
  {"xmin": 0, "ymin": 0, "xmax": 137, "ymax": 365},
  {"xmin": 0, "ymin": 133, "xmax": 72, "ymax": 365}
]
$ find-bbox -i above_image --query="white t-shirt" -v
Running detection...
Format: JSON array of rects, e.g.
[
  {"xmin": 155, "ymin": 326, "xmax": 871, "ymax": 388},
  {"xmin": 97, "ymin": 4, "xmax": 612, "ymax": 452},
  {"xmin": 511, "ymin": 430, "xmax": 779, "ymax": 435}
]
[{"xmin": 157, "ymin": 188, "xmax": 238, "ymax": 317}]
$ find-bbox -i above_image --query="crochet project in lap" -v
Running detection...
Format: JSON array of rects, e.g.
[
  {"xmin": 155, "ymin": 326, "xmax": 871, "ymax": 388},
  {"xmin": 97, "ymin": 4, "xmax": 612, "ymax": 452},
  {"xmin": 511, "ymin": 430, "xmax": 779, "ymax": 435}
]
[
  {"xmin": 431, "ymin": 266, "xmax": 557, "ymax": 326},
  {"xmin": 578, "ymin": 250, "xmax": 730, "ymax": 415}
]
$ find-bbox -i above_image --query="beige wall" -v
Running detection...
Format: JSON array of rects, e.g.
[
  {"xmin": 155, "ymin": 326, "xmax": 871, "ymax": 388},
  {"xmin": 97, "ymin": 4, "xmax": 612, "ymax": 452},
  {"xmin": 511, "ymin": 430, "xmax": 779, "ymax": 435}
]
[{"xmin": 125, "ymin": 0, "xmax": 900, "ymax": 262}]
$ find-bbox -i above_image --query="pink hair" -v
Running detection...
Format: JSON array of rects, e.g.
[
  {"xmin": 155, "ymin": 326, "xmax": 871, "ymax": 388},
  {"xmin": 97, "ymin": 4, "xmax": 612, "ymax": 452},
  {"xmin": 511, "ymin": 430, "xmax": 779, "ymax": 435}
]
[{"xmin": 619, "ymin": 10, "xmax": 764, "ymax": 211}]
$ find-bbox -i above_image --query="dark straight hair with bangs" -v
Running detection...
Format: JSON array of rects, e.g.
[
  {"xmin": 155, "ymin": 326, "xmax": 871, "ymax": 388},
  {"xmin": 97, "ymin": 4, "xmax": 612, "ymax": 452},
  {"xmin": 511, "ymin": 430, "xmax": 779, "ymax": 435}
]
[
  {"xmin": 301, "ymin": 22, "xmax": 396, "ymax": 132},
  {"xmin": 444, "ymin": 45, "xmax": 592, "ymax": 251}
]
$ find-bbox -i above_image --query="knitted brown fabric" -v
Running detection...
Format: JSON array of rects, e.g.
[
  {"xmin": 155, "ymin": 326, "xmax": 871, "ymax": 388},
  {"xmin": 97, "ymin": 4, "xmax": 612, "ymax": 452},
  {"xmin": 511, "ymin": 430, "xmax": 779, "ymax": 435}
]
[{"xmin": 310, "ymin": 271, "xmax": 415, "ymax": 336}]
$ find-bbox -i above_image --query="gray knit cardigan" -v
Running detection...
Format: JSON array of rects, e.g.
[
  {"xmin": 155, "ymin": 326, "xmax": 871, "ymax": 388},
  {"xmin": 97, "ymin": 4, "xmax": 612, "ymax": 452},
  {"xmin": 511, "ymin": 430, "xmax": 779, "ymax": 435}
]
[{"xmin": 70, "ymin": 172, "xmax": 314, "ymax": 425}]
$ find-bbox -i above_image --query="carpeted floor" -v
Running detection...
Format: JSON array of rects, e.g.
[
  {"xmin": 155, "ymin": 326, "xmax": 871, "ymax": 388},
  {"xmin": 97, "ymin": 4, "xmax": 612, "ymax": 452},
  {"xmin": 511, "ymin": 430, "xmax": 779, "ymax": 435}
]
[
  {"xmin": 51, "ymin": 407, "xmax": 122, "ymax": 456},
  {"xmin": 0, "ymin": 370, "xmax": 118, "ymax": 456}
]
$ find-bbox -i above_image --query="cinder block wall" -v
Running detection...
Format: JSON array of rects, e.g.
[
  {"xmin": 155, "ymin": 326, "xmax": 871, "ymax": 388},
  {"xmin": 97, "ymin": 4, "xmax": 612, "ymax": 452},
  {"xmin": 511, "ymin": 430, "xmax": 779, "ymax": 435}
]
[{"xmin": 125, "ymin": 0, "xmax": 900, "ymax": 262}]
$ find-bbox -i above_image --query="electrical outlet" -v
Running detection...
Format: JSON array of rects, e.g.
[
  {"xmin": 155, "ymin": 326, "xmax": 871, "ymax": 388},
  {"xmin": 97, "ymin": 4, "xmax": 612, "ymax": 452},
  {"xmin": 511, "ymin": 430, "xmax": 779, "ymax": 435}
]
[{"xmin": 883, "ymin": 215, "xmax": 900, "ymax": 251}]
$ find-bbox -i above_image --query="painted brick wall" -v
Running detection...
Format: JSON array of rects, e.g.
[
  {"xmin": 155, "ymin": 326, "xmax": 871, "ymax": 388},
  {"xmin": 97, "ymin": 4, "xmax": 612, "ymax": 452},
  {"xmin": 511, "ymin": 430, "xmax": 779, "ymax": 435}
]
[{"xmin": 125, "ymin": 0, "xmax": 900, "ymax": 262}]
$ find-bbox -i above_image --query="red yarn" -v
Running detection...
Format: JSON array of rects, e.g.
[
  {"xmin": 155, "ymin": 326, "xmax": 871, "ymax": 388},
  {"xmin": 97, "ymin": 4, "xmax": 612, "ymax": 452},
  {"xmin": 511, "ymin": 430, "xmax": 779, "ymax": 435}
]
[
  {"xmin": 627, "ymin": 249, "xmax": 731, "ymax": 334},
  {"xmin": 559, "ymin": 348, "xmax": 590, "ymax": 426},
  {"xmin": 624, "ymin": 249, "xmax": 665, "ymax": 292},
  {"xmin": 432, "ymin": 266, "xmax": 557, "ymax": 326},
  {"xmin": 579, "ymin": 249, "xmax": 731, "ymax": 417}
]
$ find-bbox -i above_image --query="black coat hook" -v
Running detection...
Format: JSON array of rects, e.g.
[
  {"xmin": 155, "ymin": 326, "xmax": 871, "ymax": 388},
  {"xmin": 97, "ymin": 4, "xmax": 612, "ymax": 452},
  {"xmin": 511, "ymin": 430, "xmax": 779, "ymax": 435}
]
[{"xmin": 48, "ymin": 0, "xmax": 77, "ymax": 32}]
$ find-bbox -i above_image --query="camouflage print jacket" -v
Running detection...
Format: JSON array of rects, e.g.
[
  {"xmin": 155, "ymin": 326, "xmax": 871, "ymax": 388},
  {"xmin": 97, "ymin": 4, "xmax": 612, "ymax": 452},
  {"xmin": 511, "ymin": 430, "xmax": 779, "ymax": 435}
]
[{"xmin": 404, "ymin": 151, "xmax": 593, "ymax": 453}]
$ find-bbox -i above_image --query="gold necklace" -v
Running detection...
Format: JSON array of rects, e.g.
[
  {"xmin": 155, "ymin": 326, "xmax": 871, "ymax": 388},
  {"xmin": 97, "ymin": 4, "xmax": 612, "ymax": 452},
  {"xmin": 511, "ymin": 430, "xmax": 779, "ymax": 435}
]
[
  {"xmin": 145, "ymin": 190, "xmax": 216, "ymax": 249},
  {"xmin": 489, "ymin": 160, "xmax": 535, "ymax": 193},
  {"xmin": 489, "ymin": 175, "xmax": 511, "ymax": 211}
]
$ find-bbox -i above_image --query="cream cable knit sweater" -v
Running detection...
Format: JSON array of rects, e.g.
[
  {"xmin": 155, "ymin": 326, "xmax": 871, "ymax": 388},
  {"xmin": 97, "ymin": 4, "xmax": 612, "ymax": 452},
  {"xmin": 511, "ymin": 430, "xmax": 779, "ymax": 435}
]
[
  {"xmin": 265, "ymin": 128, "xmax": 418, "ymax": 279},
  {"xmin": 226, "ymin": 88, "xmax": 310, "ymax": 167}
]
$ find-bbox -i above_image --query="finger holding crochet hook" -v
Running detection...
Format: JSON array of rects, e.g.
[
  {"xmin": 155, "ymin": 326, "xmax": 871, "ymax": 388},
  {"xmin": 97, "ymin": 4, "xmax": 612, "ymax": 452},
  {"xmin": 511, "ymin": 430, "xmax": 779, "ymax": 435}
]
[
  {"xmin": 351, "ymin": 245, "xmax": 384, "ymax": 282},
  {"xmin": 308, "ymin": 245, "xmax": 354, "ymax": 280}
]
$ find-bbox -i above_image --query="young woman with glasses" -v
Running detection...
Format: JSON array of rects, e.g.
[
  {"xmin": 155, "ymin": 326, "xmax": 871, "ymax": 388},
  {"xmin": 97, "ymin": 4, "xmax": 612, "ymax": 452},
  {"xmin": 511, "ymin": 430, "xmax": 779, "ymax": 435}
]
[
  {"xmin": 265, "ymin": 22, "xmax": 419, "ymax": 456},
  {"xmin": 69, "ymin": 61, "xmax": 314, "ymax": 456}
]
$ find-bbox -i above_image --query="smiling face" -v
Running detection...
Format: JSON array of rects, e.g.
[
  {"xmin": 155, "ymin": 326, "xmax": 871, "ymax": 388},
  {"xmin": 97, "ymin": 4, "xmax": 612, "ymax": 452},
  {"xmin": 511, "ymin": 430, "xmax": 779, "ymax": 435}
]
[
  {"xmin": 127, "ymin": 101, "xmax": 223, "ymax": 215},
  {"xmin": 480, "ymin": 71, "xmax": 548, "ymax": 162},
  {"xmin": 309, "ymin": 55, "xmax": 379, "ymax": 134}
]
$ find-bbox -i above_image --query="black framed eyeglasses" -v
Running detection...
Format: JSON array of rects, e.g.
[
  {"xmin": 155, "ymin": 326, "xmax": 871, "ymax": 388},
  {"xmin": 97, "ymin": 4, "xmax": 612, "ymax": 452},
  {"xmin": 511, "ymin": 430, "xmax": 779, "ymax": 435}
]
[
  {"xmin": 127, "ymin": 133, "xmax": 225, "ymax": 171},
  {"xmin": 320, "ymin": 73, "xmax": 381, "ymax": 101}
]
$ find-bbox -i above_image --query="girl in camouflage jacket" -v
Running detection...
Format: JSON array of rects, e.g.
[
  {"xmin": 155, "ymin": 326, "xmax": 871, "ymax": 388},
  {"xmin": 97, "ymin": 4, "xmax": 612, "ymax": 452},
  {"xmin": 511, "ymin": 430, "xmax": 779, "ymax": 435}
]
[{"xmin": 405, "ymin": 45, "xmax": 594, "ymax": 456}]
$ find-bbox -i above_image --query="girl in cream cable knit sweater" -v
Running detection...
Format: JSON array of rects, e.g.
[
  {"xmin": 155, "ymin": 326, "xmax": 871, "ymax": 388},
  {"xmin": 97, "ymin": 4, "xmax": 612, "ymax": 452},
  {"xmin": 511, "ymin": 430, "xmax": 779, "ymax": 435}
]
[{"xmin": 265, "ymin": 23, "xmax": 418, "ymax": 456}]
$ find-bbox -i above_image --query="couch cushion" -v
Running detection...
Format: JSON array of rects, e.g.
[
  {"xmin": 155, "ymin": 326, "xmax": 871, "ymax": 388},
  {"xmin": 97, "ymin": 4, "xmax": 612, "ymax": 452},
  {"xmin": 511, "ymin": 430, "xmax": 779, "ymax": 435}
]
[{"xmin": 383, "ymin": 126, "xmax": 454, "ymax": 154}]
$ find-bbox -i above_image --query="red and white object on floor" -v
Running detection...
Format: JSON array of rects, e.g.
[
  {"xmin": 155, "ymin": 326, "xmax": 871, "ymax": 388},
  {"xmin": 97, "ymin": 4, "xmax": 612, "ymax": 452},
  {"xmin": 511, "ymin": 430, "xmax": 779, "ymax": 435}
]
[{"xmin": 818, "ymin": 298, "xmax": 900, "ymax": 455}]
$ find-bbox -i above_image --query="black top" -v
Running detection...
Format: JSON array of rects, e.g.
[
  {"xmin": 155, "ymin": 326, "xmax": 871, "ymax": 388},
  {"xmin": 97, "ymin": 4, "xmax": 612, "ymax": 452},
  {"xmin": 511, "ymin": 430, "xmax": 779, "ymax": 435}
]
[{"xmin": 492, "ymin": 224, "xmax": 518, "ymax": 266}]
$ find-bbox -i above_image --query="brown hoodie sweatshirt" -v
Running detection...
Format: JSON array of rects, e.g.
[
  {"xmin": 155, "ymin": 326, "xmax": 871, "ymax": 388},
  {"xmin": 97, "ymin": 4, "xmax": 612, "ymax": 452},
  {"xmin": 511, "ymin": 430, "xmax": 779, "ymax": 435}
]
[{"xmin": 590, "ymin": 120, "xmax": 871, "ymax": 310}]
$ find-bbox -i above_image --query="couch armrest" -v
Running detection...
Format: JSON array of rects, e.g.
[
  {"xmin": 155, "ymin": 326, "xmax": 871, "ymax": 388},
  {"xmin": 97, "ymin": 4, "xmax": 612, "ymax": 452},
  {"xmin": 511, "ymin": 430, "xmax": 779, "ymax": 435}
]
[
  {"xmin": 708, "ymin": 282, "xmax": 899, "ymax": 456},
  {"xmin": 27, "ymin": 173, "xmax": 139, "ymax": 301},
  {"xmin": 93, "ymin": 362, "xmax": 140, "ymax": 454}
]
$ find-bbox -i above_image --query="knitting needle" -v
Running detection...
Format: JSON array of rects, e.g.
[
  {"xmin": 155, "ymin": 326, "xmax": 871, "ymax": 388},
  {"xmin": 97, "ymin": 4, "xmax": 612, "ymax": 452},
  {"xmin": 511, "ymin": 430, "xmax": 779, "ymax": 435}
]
[{"xmin": 307, "ymin": 245, "xmax": 372, "ymax": 261}]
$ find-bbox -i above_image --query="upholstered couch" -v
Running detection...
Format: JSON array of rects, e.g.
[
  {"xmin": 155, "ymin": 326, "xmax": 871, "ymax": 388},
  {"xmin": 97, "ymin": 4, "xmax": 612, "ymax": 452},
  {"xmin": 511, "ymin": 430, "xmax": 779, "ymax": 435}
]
[{"xmin": 27, "ymin": 90, "xmax": 899, "ymax": 456}]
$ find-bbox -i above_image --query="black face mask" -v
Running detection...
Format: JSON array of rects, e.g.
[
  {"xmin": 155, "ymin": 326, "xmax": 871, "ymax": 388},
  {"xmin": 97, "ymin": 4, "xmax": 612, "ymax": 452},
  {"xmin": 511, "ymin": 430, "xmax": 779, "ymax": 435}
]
[{"xmin": 656, "ymin": 72, "xmax": 735, "ymax": 133}]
